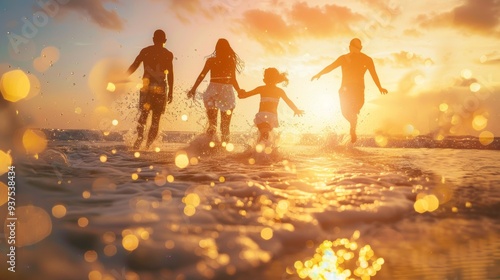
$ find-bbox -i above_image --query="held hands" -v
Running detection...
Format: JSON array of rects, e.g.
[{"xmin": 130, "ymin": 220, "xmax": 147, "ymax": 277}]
[{"xmin": 237, "ymin": 89, "xmax": 246, "ymax": 99}]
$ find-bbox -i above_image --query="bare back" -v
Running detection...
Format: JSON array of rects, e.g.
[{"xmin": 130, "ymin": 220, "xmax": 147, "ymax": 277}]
[
  {"xmin": 140, "ymin": 45, "xmax": 173, "ymax": 86},
  {"xmin": 208, "ymin": 57, "xmax": 236, "ymax": 84},
  {"xmin": 339, "ymin": 52, "xmax": 373, "ymax": 89},
  {"xmin": 256, "ymin": 85, "xmax": 283, "ymax": 114}
]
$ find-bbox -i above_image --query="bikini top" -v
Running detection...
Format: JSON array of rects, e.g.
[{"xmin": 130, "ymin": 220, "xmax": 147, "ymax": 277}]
[{"xmin": 260, "ymin": 97, "xmax": 279, "ymax": 103}]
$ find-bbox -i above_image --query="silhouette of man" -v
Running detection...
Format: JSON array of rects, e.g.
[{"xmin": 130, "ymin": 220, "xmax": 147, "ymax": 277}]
[
  {"xmin": 312, "ymin": 38, "xmax": 387, "ymax": 143},
  {"xmin": 127, "ymin": 29, "xmax": 174, "ymax": 149}
]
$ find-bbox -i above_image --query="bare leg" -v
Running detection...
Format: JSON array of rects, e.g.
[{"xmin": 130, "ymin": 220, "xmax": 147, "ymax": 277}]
[
  {"xmin": 220, "ymin": 110, "xmax": 233, "ymax": 143},
  {"xmin": 257, "ymin": 123, "xmax": 272, "ymax": 142},
  {"xmin": 146, "ymin": 111, "xmax": 162, "ymax": 149},
  {"xmin": 206, "ymin": 108, "xmax": 218, "ymax": 138},
  {"xmin": 134, "ymin": 110, "xmax": 149, "ymax": 149},
  {"xmin": 348, "ymin": 114, "xmax": 358, "ymax": 143}
]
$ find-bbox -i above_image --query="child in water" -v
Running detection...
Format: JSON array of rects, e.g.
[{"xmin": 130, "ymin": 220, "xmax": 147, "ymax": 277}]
[{"xmin": 238, "ymin": 68, "xmax": 304, "ymax": 142}]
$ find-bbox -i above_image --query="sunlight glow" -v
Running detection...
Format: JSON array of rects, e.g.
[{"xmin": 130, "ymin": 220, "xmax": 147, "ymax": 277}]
[{"xmin": 294, "ymin": 232, "xmax": 383, "ymax": 280}]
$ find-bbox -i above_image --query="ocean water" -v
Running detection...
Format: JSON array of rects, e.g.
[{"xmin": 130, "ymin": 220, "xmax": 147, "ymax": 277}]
[{"xmin": 1, "ymin": 130, "xmax": 499, "ymax": 280}]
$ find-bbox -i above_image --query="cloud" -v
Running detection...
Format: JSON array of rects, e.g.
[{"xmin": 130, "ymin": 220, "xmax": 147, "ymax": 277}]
[
  {"xmin": 289, "ymin": 2, "xmax": 365, "ymax": 37},
  {"xmin": 403, "ymin": 28, "xmax": 423, "ymax": 37},
  {"xmin": 240, "ymin": 9, "xmax": 295, "ymax": 53},
  {"xmin": 478, "ymin": 51, "xmax": 500, "ymax": 64},
  {"xmin": 165, "ymin": 0, "xmax": 237, "ymax": 23},
  {"xmin": 59, "ymin": 0, "xmax": 124, "ymax": 30},
  {"xmin": 357, "ymin": 0, "xmax": 401, "ymax": 15},
  {"xmin": 239, "ymin": 2, "xmax": 365, "ymax": 53},
  {"xmin": 376, "ymin": 51, "xmax": 434, "ymax": 68},
  {"xmin": 416, "ymin": 0, "xmax": 500, "ymax": 35}
]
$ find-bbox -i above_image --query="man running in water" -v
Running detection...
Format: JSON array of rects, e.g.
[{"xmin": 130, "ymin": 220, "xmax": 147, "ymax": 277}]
[
  {"xmin": 311, "ymin": 38, "xmax": 387, "ymax": 143},
  {"xmin": 127, "ymin": 29, "xmax": 174, "ymax": 149}
]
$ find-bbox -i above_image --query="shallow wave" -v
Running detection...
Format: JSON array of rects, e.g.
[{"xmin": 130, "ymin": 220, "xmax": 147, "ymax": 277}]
[{"xmin": 2, "ymin": 137, "xmax": 499, "ymax": 280}]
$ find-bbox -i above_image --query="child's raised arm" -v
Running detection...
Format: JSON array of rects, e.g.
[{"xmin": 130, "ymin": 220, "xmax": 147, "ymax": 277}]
[{"xmin": 281, "ymin": 90, "xmax": 304, "ymax": 116}]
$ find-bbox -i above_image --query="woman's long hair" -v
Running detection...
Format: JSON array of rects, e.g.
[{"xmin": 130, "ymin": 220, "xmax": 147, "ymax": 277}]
[{"xmin": 209, "ymin": 38, "xmax": 244, "ymax": 73}]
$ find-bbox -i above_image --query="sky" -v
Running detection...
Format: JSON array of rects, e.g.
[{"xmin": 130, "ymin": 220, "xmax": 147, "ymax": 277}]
[{"xmin": 1, "ymin": 0, "xmax": 499, "ymax": 139}]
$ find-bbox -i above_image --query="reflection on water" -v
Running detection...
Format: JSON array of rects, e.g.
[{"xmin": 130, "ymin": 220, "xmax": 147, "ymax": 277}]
[
  {"xmin": 294, "ymin": 231, "xmax": 384, "ymax": 280},
  {"xmin": 0, "ymin": 138, "xmax": 499, "ymax": 279}
]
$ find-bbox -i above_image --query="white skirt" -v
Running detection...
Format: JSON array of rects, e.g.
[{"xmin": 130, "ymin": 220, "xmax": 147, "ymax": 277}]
[
  {"xmin": 254, "ymin": 112, "xmax": 279, "ymax": 128},
  {"xmin": 203, "ymin": 82, "xmax": 236, "ymax": 111}
]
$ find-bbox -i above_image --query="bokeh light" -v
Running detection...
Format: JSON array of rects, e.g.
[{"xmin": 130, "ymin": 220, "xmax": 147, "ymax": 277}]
[
  {"xmin": 154, "ymin": 174, "xmax": 167, "ymax": 186},
  {"xmin": 0, "ymin": 150, "xmax": 12, "ymax": 175},
  {"xmin": 22, "ymin": 129, "xmax": 48, "ymax": 155},
  {"xmin": 84, "ymin": 250, "xmax": 98, "ymax": 262},
  {"xmin": 175, "ymin": 151, "xmax": 189, "ymax": 169},
  {"xmin": 14, "ymin": 205, "xmax": 52, "ymax": 247},
  {"xmin": 479, "ymin": 131, "xmax": 494, "ymax": 146},
  {"xmin": 122, "ymin": 234, "xmax": 139, "ymax": 251},
  {"xmin": 106, "ymin": 82, "xmax": 116, "ymax": 92},
  {"xmin": 461, "ymin": 69, "xmax": 472, "ymax": 79},
  {"xmin": 1, "ymin": 69, "xmax": 30, "ymax": 102},
  {"xmin": 78, "ymin": 217, "xmax": 89, "ymax": 227},
  {"xmin": 100, "ymin": 155, "xmax": 108, "ymax": 162},
  {"xmin": 439, "ymin": 103, "xmax": 448, "ymax": 112},
  {"xmin": 52, "ymin": 204, "xmax": 67, "ymax": 218},
  {"xmin": 88, "ymin": 270, "xmax": 102, "ymax": 280},
  {"xmin": 470, "ymin": 82, "xmax": 481, "ymax": 92},
  {"xmin": 0, "ymin": 182, "xmax": 8, "ymax": 206},
  {"xmin": 104, "ymin": 244, "xmax": 117, "ymax": 257},
  {"xmin": 472, "ymin": 115, "xmax": 488, "ymax": 131},
  {"xmin": 226, "ymin": 143, "xmax": 235, "ymax": 152},
  {"xmin": 374, "ymin": 135, "xmax": 388, "ymax": 147},
  {"xmin": 260, "ymin": 227, "xmax": 273, "ymax": 240},
  {"xmin": 414, "ymin": 194, "xmax": 440, "ymax": 213}
]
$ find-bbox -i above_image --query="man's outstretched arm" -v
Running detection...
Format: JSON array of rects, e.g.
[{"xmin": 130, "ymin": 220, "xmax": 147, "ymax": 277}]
[
  {"xmin": 311, "ymin": 57, "xmax": 341, "ymax": 81},
  {"xmin": 367, "ymin": 58, "xmax": 388, "ymax": 94}
]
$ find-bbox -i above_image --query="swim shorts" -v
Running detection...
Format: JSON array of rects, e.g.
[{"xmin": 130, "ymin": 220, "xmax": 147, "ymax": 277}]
[
  {"xmin": 254, "ymin": 112, "xmax": 279, "ymax": 128},
  {"xmin": 203, "ymin": 82, "xmax": 236, "ymax": 112},
  {"xmin": 338, "ymin": 86, "xmax": 364, "ymax": 117},
  {"xmin": 139, "ymin": 85, "xmax": 167, "ymax": 114}
]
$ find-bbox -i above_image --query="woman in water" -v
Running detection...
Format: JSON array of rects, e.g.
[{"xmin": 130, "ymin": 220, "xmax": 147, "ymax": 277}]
[
  {"xmin": 187, "ymin": 39, "xmax": 243, "ymax": 143},
  {"xmin": 239, "ymin": 68, "xmax": 304, "ymax": 142}
]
